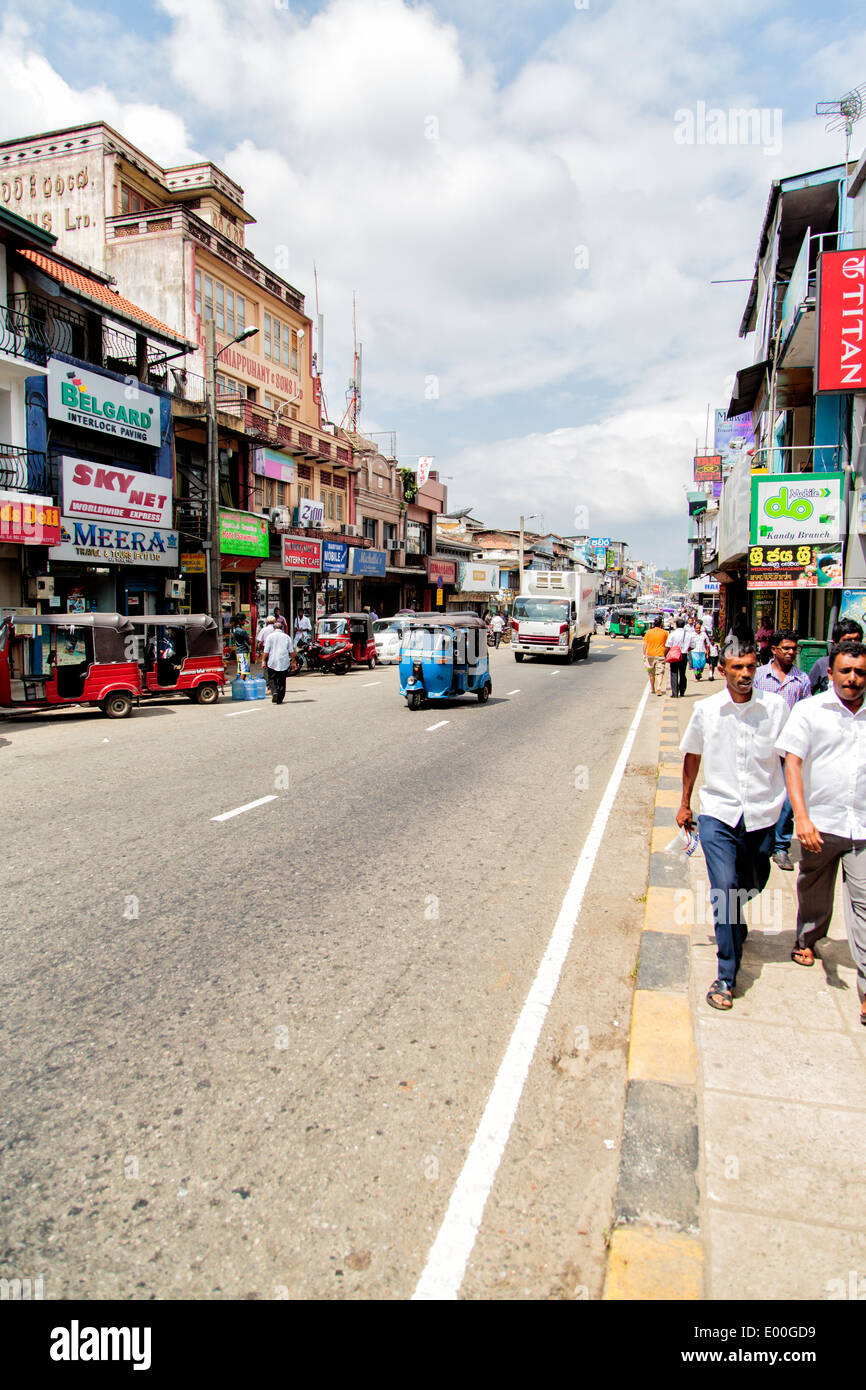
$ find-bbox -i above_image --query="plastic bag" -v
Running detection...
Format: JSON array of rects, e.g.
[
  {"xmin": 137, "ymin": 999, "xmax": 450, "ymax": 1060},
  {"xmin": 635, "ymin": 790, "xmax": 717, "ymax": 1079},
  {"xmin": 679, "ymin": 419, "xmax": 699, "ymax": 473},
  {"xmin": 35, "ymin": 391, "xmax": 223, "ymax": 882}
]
[{"xmin": 664, "ymin": 826, "xmax": 700, "ymax": 857}]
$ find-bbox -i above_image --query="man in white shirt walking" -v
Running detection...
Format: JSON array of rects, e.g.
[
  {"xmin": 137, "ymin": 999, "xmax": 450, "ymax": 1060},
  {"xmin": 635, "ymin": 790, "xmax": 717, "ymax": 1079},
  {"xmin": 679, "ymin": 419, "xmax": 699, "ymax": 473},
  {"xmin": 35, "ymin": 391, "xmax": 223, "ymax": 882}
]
[
  {"xmin": 666, "ymin": 619, "xmax": 693, "ymax": 698},
  {"xmin": 262, "ymin": 623, "xmax": 294, "ymax": 704},
  {"xmin": 677, "ymin": 641, "xmax": 790, "ymax": 1010},
  {"xmin": 776, "ymin": 642, "xmax": 866, "ymax": 1025}
]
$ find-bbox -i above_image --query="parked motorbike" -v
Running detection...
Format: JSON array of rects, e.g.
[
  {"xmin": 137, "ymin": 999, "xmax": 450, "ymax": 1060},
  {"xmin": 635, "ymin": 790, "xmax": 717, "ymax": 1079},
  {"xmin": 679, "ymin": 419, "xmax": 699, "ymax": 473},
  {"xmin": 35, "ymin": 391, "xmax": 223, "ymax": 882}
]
[{"xmin": 303, "ymin": 635, "xmax": 352, "ymax": 674}]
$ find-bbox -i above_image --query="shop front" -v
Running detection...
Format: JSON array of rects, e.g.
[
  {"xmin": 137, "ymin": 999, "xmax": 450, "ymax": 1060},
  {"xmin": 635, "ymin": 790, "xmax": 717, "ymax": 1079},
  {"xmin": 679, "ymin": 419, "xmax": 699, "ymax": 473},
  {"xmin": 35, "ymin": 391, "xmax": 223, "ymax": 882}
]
[
  {"xmin": 424, "ymin": 557, "xmax": 456, "ymax": 611},
  {"xmin": 322, "ymin": 539, "xmax": 350, "ymax": 614},
  {"xmin": 219, "ymin": 509, "xmax": 269, "ymax": 643},
  {"xmin": 348, "ymin": 545, "xmax": 388, "ymax": 613},
  {"xmin": 0, "ymin": 491, "xmax": 62, "ymax": 609}
]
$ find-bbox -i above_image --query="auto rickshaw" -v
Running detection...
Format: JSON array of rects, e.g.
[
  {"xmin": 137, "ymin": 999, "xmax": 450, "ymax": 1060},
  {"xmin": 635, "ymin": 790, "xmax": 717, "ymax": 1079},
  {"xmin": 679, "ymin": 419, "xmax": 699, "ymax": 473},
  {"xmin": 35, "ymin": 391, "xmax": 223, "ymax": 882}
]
[
  {"xmin": 0, "ymin": 612, "xmax": 141, "ymax": 718},
  {"xmin": 608, "ymin": 606, "xmax": 637, "ymax": 638},
  {"xmin": 316, "ymin": 612, "xmax": 377, "ymax": 668},
  {"xmin": 127, "ymin": 615, "xmax": 226, "ymax": 703},
  {"xmin": 399, "ymin": 613, "xmax": 492, "ymax": 709}
]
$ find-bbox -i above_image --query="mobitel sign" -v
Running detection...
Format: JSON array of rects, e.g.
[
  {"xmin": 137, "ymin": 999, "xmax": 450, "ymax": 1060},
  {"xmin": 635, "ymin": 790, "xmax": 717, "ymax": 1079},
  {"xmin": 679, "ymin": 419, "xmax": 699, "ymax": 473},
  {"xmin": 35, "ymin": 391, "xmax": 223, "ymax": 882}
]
[
  {"xmin": 48, "ymin": 359, "xmax": 161, "ymax": 447},
  {"xmin": 750, "ymin": 471, "xmax": 844, "ymax": 547},
  {"xmin": 817, "ymin": 249, "xmax": 866, "ymax": 392}
]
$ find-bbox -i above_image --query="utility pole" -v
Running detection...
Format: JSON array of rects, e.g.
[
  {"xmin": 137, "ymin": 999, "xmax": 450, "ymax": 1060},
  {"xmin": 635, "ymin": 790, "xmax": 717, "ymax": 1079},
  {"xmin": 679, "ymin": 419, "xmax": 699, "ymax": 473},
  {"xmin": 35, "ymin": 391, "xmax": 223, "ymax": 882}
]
[{"xmin": 205, "ymin": 318, "xmax": 220, "ymax": 625}]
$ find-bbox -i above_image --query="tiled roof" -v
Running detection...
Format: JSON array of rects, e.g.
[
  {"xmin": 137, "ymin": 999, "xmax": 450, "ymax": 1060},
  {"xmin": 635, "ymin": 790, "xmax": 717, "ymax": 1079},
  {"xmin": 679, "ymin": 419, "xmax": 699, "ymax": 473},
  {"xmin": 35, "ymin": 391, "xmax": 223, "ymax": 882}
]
[{"xmin": 19, "ymin": 249, "xmax": 191, "ymax": 345}]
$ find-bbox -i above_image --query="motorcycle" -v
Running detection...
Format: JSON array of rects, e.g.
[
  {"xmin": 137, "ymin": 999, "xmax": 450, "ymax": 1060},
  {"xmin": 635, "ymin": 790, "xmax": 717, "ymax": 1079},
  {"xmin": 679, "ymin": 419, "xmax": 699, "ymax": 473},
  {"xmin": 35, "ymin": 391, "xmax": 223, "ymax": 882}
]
[{"xmin": 302, "ymin": 634, "xmax": 352, "ymax": 675}]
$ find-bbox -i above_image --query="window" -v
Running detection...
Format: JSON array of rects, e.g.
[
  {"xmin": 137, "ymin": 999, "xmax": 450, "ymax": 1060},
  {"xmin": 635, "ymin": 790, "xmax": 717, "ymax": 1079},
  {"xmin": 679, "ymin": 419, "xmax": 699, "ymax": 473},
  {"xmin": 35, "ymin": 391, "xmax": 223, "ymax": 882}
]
[
  {"xmin": 237, "ymin": 295, "xmax": 245, "ymax": 332},
  {"xmin": 291, "ymin": 330, "xmax": 299, "ymax": 373},
  {"xmin": 215, "ymin": 282, "xmax": 224, "ymax": 332},
  {"xmin": 384, "ymin": 523, "xmax": 397, "ymax": 546},
  {"xmin": 195, "ymin": 271, "xmax": 245, "ymax": 337},
  {"xmin": 406, "ymin": 520, "xmax": 428, "ymax": 555},
  {"xmin": 336, "ymin": 492, "xmax": 344, "ymax": 523},
  {"xmin": 203, "ymin": 276, "xmax": 214, "ymax": 322},
  {"xmin": 120, "ymin": 183, "xmax": 155, "ymax": 215},
  {"xmin": 321, "ymin": 489, "xmax": 336, "ymax": 521},
  {"xmin": 282, "ymin": 324, "xmax": 290, "ymax": 366},
  {"xmin": 194, "ymin": 270, "xmax": 202, "ymax": 317},
  {"xmin": 363, "ymin": 517, "xmax": 378, "ymax": 544},
  {"xmin": 298, "ymin": 482, "xmax": 312, "ymax": 501},
  {"xmin": 264, "ymin": 314, "xmax": 272, "ymax": 359},
  {"xmin": 226, "ymin": 288, "xmax": 235, "ymax": 336}
]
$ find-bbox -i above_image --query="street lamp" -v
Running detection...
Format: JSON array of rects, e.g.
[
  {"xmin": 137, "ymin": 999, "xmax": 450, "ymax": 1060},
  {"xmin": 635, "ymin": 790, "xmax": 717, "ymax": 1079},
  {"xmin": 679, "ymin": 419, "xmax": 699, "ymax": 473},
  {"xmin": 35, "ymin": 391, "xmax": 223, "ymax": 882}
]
[
  {"xmin": 519, "ymin": 512, "xmax": 540, "ymax": 580},
  {"xmin": 205, "ymin": 321, "xmax": 259, "ymax": 624}
]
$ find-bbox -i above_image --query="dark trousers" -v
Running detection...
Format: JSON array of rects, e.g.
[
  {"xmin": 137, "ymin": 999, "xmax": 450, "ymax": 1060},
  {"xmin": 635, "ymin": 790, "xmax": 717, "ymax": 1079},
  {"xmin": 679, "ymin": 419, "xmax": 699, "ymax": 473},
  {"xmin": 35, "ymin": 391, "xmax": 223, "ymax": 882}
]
[
  {"xmin": 269, "ymin": 667, "xmax": 287, "ymax": 703},
  {"xmin": 796, "ymin": 834, "xmax": 866, "ymax": 1001},
  {"xmin": 493, "ymin": 631, "xmax": 502, "ymax": 647},
  {"xmin": 699, "ymin": 814, "xmax": 774, "ymax": 988},
  {"xmin": 773, "ymin": 793, "xmax": 794, "ymax": 854},
  {"xmin": 669, "ymin": 657, "xmax": 688, "ymax": 697}
]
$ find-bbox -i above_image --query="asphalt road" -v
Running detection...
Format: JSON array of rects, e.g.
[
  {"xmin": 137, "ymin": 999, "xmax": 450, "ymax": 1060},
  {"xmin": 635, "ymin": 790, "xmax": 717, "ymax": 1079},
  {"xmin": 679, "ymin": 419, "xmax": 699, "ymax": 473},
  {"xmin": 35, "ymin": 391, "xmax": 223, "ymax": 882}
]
[{"xmin": 0, "ymin": 636, "xmax": 661, "ymax": 1300}]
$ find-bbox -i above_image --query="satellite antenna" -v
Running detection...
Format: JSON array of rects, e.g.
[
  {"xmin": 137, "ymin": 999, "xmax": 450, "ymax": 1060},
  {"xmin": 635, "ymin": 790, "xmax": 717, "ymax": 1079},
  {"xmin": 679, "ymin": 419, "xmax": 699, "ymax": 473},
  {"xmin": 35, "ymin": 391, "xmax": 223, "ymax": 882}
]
[{"xmin": 816, "ymin": 83, "xmax": 866, "ymax": 242}]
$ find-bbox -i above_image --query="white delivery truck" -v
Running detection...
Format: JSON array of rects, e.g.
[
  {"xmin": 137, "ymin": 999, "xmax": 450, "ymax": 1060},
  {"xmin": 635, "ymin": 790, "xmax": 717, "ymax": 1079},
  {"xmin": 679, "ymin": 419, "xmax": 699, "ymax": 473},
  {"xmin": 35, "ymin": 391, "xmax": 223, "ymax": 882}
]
[{"xmin": 511, "ymin": 569, "xmax": 599, "ymax": 663}]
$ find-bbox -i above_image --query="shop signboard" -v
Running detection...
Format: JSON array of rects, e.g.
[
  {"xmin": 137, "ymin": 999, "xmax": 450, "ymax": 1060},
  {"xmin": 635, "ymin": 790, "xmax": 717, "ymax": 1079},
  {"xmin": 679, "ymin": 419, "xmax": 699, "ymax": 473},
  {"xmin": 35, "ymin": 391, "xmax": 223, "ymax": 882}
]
[
  {"xmin": 61, "ymin": 456, "xmax": 171, "ymax": 528},
  {"xmin": 252, "ymin": 447, "xmax": 295, "ymax": 484},
  {"xmin": 282, "ymin": 536, "xmax": 322, "ymax": 571},
  {"xmin": 349, "ymin": 547, "xmax": 386, "ymax": 578},
  {"xmin": 693, "ymin": 455, "xmax": 722, "ymax": 484},
  {"xmin": 0, "ymin": 491, "xmax": 61, "ymax": 545},
  {"xmin": 715, "ymin": 409, "xmax": 756, "ymax": 470},
  {"xmin": 747, "ymin": 543, "xmax": 843, "ymax": 590},
  {"xmin": 456, "ymin": 561, "xmax": 498, "ymax": 593},
  {"xmin": 180, "ymin": 552, "xmax": 206, "ymax": 573},
  {"xmin": 426, "ymin": 557, "xmax": 456, "ymax": 584},
  {"xmin": 48, "ymin": 359, "xmax": 161, "ymax": 446},
  {"xmin": 322, "ymin": 540, "xmax": 348, "ymax": 573},
  {"xmin": 220, "ymin": 510, "xmax": 269, "ymax": 557},
  {"xmin": 605, "ymin": 548, "xmax": 616, "ymax": 569},
  {"xmin": 51, "ymin": 517, "xmax": 179, "ymax": 566},
  {"xmin": 750, "ymin": 471, "xmax": 844, "ymax": 546},
  {"xmin": 858, "ymin": 489, "xmax": 866, "ymax": 535},
  {"xmin": 297, "ymin": 499, "xmax": 325, "ymax": 527},
  {"xmin": 840, "ymin": 589, "xmax": 866, "ymax": 629},
  {"xmin": 589, "ymin": 537, "xmax": 610, "ymax": 548},
  {"xmin": 816, "ymin": 248, "xmax": 866, "ymax": 392}
]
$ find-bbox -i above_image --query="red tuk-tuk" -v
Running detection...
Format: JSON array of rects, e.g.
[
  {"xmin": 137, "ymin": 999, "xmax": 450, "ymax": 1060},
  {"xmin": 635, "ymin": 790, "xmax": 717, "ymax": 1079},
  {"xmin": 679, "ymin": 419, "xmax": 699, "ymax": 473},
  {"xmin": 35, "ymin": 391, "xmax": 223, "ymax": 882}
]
[
  {"xmin": 127, "ymin": 615, "xmax": 225, "ymax": 704},
  {"xmin": 315, "ymin": 612, "xmax": 377, "ymax": 668},
  {"xmin": 0, "ymin": 612, "xmax": 141, "ymax": 718}
]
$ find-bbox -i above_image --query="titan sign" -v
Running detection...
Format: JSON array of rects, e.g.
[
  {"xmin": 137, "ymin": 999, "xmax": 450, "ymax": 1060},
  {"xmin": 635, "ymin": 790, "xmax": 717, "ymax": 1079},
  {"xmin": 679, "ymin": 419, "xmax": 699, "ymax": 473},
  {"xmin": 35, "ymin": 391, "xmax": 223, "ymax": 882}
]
[
  {"xmin": 816, "ymin": 249, "xmax": 866, "ymax": 392},
  {"xmin": 47, "ymin": 359, "xmax": 161, "ymax": 446}
]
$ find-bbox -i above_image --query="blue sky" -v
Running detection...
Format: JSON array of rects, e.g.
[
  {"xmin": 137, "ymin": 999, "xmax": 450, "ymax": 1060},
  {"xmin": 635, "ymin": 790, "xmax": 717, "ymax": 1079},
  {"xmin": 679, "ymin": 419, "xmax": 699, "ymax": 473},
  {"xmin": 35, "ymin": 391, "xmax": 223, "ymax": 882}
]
[{"xmin": 3, "ymin": 0, "xmax": 866, "ymax": 565}]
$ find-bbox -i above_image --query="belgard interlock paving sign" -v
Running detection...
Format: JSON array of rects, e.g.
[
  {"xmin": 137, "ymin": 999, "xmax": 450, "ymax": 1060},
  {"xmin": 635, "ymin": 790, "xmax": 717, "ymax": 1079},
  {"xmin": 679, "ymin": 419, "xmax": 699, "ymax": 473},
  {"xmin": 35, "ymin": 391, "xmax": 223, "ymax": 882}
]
[{"xmin": 48, "ymin": 359, "xmax": 162, "ymax": 447}]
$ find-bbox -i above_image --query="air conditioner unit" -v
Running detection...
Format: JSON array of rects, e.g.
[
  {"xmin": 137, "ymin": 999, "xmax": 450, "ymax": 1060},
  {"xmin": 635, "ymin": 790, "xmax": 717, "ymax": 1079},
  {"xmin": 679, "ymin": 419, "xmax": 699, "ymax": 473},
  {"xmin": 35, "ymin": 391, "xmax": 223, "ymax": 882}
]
[
  {"xmin": 342, "ymin": 524, "xmax": 360, "ymax": 537},
  {"xmin": 166, "ymin": 579, "xmax": 186, "ymax": 600},
  {"xmin": 387, "ymin": 539, "xmax": 402, "ymax": 550},
  {"xmin": 269, "ymin": 506, "xmax": 291, "ymax": 532},
  {"xmin": 34, "ymin": 575, "xmax": 54, "ymax": 598}
]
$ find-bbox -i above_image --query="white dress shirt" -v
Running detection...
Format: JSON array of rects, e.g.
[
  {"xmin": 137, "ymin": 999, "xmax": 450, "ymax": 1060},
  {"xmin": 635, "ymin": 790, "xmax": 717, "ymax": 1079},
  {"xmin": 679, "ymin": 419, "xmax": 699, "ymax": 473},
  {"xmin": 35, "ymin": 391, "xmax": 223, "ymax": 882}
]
[
  {"xmin": 666, "ymin": 626, "xmax": 687, "ymax": 653},
  {"xmin": 680, "ymin": 687, "xmax": 790, "ymax": 830},
  {"xmin": 775, "ymin": 688, "xmax": 866, "ymax": 838},
  {"xmin": 263, "ymin": 628, "xmax": 293, "ymax": 671}
]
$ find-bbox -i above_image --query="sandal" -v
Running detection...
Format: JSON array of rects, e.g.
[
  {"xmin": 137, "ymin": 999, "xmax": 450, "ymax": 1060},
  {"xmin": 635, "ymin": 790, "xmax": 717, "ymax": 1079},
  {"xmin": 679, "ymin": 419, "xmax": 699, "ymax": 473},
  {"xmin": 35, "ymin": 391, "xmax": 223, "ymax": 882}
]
[
  {"xmin": 706, "ymin": 979, "xmax": 733, "ymax": 1010},
  {"xmin": 791, "ymin": 945, "xmax": 815, "ymax": 967}
]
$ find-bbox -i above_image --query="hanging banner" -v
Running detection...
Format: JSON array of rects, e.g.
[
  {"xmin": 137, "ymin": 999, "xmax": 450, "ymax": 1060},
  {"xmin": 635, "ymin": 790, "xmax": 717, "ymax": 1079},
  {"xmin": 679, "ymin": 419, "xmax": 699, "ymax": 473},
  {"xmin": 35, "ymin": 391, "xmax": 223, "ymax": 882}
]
[
  {"xmin": 417, "ymin": 457, "xmax": 433, "ymax": 488},
  {"xmin": 747, "ymin": 543, "xmax": 843, "ymax": 589},
  {"xmin": 816, "ymin": 248, "xmax": 866, "ymax": 392}
]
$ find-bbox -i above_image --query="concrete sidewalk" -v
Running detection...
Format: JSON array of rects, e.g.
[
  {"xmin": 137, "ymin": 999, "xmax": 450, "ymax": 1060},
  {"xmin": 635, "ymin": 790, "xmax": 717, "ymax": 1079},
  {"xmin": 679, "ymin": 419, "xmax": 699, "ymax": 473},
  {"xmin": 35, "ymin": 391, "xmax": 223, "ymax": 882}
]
[{"xmin": 606, "ymin": 678, "xmax": 866, "ymax": 1301}]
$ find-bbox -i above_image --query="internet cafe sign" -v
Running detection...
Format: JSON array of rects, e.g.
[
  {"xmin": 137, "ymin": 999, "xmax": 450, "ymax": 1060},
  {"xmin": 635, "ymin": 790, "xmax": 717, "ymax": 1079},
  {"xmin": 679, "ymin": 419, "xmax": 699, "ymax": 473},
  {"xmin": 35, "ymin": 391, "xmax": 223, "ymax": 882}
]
[
  {"xmin": 48, "ymin": 359, "xmax": 161, "ymax": 447},
  {"xmin": 750, "ymin": 472, "xmax": 844, "ymax": 547}
]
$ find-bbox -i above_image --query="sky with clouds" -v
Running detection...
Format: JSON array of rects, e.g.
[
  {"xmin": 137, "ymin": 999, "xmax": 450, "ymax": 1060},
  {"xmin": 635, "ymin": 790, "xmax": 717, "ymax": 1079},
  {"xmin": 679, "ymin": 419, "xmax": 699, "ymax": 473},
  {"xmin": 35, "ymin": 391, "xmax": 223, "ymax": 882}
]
[{"xmin": 3, "ymin": 0, "xmax": 866, "ymax": 565}]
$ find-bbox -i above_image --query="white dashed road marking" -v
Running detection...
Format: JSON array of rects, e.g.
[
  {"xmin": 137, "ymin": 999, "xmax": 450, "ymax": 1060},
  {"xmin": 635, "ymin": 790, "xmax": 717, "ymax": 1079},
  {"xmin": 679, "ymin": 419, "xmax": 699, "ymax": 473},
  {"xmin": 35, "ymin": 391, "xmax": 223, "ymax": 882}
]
[
  {"xmin": 426, "ymin": 720, "xmax": 449, "ymax": 732},
  {"xmin": 211, "ymin": 795, "xmax": 278, "ymax": 822},
  {"xmin": 225, "ymin": 707, "xmax": 262, "ymax": 717},
  {"xmin": 506, "ymin": 689, "xmax": 521, "ymax": 695},
  {"xmin": 362, "ymin": 681, "xmax": 382, "ymax": 687}
]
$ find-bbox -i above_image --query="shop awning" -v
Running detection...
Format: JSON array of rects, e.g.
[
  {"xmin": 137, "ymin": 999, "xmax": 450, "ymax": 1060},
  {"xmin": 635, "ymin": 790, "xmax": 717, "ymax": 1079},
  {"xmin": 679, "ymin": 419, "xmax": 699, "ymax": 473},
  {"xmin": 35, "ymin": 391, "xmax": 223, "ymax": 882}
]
[
  {"xmin": 220, "ymin": 555, "xmax": 262, "ymax": 574},
  {"xmin": 727, "ymin": 361, "xmax": 768, "ymax": 418}
]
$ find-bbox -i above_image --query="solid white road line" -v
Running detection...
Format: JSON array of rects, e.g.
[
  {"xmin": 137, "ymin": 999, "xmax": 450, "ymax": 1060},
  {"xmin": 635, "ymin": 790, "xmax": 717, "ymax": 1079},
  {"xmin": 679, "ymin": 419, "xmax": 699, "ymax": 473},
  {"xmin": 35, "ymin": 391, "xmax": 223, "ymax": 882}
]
[
  {"xmin": 426, "ymin": 720, "xmax": 449, "ymax": 732},
  {"xmin": 225, "ymin": 707, "xmax": 262, "ymax": 717},
  {"xmin": 211, "ymin": 795, "xmax": 278, "ymax": 822},
  {"xmin": 362, "ymin": 681, "xmax": 382, "ymax": 687},
  {"xmin": 550, "ymin": 670, "xmax": 560, "ymax": 676},
  {"xmin": 412, "ymin": 684, "xmax": 651, "ymax": 1301},
  {"xmin": 506, "ymin": 689, "xmax": 521, "ymax": 695}
]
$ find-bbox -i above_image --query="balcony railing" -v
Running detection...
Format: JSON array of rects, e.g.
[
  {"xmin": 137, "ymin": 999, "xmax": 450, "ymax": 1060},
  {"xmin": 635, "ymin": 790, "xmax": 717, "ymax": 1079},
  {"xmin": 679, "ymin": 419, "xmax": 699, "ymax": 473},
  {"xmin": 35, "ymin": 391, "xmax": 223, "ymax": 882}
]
[
  {"xmin": 168, "ymin": 372, "xmax": 351, "ymax": 462},
  {"xmin": 0, "ymin": 445, "xmax": 55, "ymax": 495},
  {"xmin": 0, "ymin": 304, "xmax": 49, "ymax": 366}
]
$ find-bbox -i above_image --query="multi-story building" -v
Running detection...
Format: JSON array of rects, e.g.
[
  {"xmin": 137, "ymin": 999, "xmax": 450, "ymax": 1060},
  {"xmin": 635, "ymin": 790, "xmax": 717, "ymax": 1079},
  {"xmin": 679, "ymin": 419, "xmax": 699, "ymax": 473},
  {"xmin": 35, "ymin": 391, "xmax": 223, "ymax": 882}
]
[
  {"xmin": 0, "ymin": 123, "xmax": 357, "ymax": 632},
  {"xmin": 1, "ymin": 204, "xmax": 190, "ymax": 616}
]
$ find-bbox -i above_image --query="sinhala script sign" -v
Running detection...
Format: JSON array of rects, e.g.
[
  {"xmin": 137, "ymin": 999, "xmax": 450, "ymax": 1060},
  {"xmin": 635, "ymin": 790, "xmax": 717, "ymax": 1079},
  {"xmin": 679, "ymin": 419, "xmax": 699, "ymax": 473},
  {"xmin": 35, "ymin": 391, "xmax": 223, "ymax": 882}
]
[
  {"xmin": 48, "ymin": 359, "xmax": 161, "ymax": 447},
  {"xmin": 749, "ymin": 472, "xmax": 844, "ymax": 546}
]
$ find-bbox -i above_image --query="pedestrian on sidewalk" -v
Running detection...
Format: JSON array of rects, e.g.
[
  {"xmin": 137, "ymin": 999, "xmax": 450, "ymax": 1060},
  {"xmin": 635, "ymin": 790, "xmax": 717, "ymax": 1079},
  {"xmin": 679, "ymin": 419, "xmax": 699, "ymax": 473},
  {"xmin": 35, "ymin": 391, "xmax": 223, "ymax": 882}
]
[
  {"xmin": 256, "ymin": 616, "xmax": 275, "ymax": 691},
  {"xmin": 643, "ymin": 616, "xmax": 667, "ymax": 695},
  {"xmin": 665, "ymin": 617, "xmax": 691, "ymax": 698},
  {"xmin": 272, "ymin": 607, "xmax": 289, "ymax": 634},
  {"xmin": 232, "ymin": 614, "xmax": 251, "ymax": 679},
  {"xmin": 707, "ymin": 638, "xmax": 720, "ymax": 680},
  {"xmin": 262, "ymin": 623, "xmax": 293, "ymax": 704},
  {"xmin": 690, "ymin": 625, "xmax": 709, "ymax": 681},
  {"xmin": 753, "ymin": 630, "xmax": 811, "ymax": 872},
  {"xmin": 677, "ymin": 641, "xmax": 790, "ymax": 1010},
  {"xmin": 490, "ymin": 612, "xmax": 505, "ymax": 648},
  {"xmin": 756, "ymin": 613, "xmax": 774, "ymax": 666},
  {"xmin": 776, "ymin": 641, "xmax": 866, "ymax": 1025},
  {"xmin": 808, "ymin": 619, "xmax": 863, "ymax": 695}
]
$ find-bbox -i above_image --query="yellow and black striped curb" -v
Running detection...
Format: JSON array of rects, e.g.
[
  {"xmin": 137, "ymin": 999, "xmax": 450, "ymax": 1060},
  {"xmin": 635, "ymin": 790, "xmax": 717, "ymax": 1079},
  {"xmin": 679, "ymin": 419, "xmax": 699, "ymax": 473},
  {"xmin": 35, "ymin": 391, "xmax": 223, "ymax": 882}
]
[{"xmin": 604, "ymin": 703, "xmax": 703, "ymax": 1300}]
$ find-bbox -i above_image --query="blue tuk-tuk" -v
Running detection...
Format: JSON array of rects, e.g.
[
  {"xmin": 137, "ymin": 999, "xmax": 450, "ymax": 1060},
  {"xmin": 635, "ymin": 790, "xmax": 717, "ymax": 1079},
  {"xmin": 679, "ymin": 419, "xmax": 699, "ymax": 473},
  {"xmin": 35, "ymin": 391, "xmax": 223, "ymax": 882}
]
[{"xmin": 399, "ymin": 613, "xmax": 492, "ymax": 710}]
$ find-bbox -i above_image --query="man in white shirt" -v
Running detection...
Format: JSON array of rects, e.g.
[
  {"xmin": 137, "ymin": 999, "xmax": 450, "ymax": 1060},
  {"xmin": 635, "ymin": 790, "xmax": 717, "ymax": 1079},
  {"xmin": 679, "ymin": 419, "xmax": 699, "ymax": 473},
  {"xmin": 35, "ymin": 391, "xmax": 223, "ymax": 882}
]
[
  {"xmin": 665, "ymin": 620, "xmax": 694, "ymax": 698},
  {"xmin": 490, "ymin": 612, "xmax": 505, "ymax": 648},
  {"xmin": 294, "ymin": 609, "xmax": 312, "ymax": 640},
  {"xmin": 776, "ymin": 641, "xmax": 866, "ymax": 1024},
  {"xmin": 262, "ymin": 624, "xmax": 294, "ymax": 704},
  {"xmin": 678, "ymin": 641, "xmax": 790, "ymax": 1010}
]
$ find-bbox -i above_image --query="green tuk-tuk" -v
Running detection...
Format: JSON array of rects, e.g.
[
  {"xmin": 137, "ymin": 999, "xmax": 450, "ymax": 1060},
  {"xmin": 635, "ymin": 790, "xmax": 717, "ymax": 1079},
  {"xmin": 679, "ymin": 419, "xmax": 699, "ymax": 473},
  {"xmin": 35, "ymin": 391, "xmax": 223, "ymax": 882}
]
[{"xmin": 609, "ymin": 606, "xmax": 637, "ymax": 638}]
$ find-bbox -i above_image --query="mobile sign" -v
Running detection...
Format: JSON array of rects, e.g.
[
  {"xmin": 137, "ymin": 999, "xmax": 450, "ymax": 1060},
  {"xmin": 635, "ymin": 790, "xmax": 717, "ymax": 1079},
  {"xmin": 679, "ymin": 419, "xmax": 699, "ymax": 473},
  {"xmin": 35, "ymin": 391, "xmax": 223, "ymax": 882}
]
[
  {"xmin": 749, "ymin": 471, "xmax": 844, "ymax": 546},
  {"xmin": 48, "ymin": 359, "xmax": 161, "ymax": 446},
  {"xmin": 62, "ymin": 456, "xmax": 172, "ymax": 528},
  {"xmin": 322, "ymin": 540, "xmax": 348, "ymax": 573},
  {"xmin": 816, "ymin": 249, "xmax": 866, "ymax": 392}
]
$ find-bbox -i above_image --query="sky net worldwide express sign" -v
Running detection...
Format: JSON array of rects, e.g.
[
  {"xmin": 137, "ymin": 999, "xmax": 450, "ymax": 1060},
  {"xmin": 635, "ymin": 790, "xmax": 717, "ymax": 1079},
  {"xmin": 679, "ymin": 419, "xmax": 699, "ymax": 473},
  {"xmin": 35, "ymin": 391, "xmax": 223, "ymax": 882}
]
[
  {"xmin": 61, "ymin": 457, "xmax": 172, "ymax": 527},
  {"xmin": 48, "ymin": 359, "xmax": 162, "ymax": 447}
]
